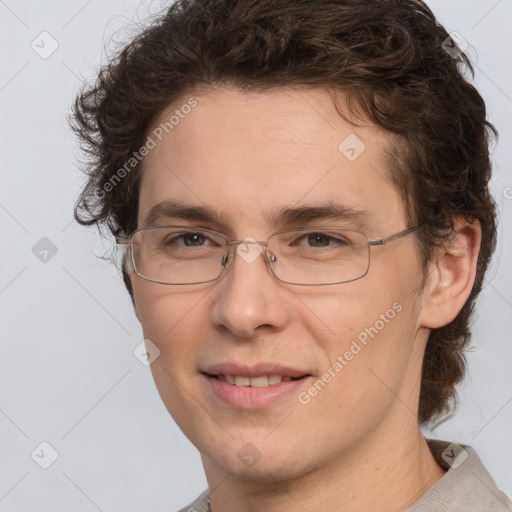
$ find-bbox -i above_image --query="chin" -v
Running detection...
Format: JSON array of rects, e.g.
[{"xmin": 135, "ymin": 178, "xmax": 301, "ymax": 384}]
[{"xmin": 202, "ymin": 435, "xmax": 317, "ymax": 483}]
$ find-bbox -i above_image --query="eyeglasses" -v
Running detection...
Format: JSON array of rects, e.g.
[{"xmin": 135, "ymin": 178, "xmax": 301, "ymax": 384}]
[{"xmin": 116, "ymin": 224, "xmax": 424, "ymax": 286}]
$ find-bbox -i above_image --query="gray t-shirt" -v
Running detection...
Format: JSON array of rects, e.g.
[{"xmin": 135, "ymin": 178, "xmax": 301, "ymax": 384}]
[{"xmin": 178, "ymin": 439, "xmax": 512, "ymax": 511}]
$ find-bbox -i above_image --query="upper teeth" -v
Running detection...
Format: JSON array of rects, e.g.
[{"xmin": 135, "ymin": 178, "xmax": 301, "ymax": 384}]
[{"xmin": 219, "ymin": 375, "xmax": 293, "ymax": 387}]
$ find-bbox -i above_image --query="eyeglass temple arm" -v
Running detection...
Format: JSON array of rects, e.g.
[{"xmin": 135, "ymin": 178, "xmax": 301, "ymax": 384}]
[{"xmin": 368, "ymin": 224, "xmax": 424, "ymax": 246}]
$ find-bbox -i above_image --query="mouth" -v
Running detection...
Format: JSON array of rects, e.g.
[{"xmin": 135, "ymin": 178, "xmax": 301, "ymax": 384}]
[
  {"xmin": 206, "ymin": 373, "xmax": 308, "ymax": 387},
  {"xmin": 202, "ymin": 365, "xmax": 313, "ymax": 409}
]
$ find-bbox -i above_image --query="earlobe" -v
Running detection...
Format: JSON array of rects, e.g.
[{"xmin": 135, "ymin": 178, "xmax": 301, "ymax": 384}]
[{"xmin": 419, "ymin": 217, "xmax": 481, "ymax": 329}]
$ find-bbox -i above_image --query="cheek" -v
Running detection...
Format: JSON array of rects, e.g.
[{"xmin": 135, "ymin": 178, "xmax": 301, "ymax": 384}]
[
  {"xmin": 302, "ymin": 270, "xmax": 419, "ymax": 397},
  {"xmin": 296, "ymin": 301, "xmax": 417, "ymax": 445},
  {"xmin": 133, "ymin": 283, "xmax": 213, "ymax": 438},
  {"xmin": 300, "ymin": 272, "xmax": 406, "ymax": 345},
  {"xmin": 132, "ymin": 281, "xmax": 209, "ymax": 364}
]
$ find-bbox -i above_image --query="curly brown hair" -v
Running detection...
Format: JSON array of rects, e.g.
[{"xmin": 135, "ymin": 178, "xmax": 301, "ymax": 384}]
[{"xmin": 70, "ymin": 0, "xmax": 497, "ymax": 425}]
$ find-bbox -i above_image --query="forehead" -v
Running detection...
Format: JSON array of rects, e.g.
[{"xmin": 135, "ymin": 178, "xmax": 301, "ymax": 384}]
[{"xmin": 137, "ymin": 87, "xmax": 405, "ymax": 235}]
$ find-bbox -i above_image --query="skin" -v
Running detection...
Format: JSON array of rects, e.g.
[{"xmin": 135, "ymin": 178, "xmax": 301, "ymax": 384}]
[{"xmin": 130, "ymin": 86, "xmax": 481, "ymax": 512}]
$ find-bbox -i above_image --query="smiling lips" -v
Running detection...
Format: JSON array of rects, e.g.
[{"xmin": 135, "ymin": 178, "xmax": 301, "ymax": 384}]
[
  {"xmin": 203, "ymin": 363, "xmax": 312, "ymax": 408},
  {"xmin": 204, "ymin": 362, "xmax": 310, "ymax": 384},
  {"xmin": 214, "ymin": 374, "xmax": 298, "ymax": 387}
]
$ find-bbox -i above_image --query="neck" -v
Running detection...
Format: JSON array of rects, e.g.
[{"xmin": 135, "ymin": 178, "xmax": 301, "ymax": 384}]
[{"xmin": 203, "ymin": 418, "xmax": 446, "ymax": 512}]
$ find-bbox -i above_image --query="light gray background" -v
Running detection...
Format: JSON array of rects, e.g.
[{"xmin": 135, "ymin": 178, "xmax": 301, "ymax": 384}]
[{"xmin": 0, "ymin": 0, "xmax": 511, "ymax": 510}]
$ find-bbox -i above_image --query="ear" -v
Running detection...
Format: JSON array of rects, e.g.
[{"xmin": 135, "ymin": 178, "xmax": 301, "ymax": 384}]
[{"xmin": 419, "ymin": 217, "xmax": 481, "ymax": 329}]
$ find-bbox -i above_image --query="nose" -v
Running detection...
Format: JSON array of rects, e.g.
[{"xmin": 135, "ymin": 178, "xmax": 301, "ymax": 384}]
[{"xmin": 209, "ymin": 239, "xmax": 289, "ymax": 338}]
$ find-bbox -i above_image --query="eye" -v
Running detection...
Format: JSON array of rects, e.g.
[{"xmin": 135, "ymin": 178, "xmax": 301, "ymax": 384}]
[
  {"xmin": 159, "ymin": 229, "xmax": 226, "ymax": 251},
  {"xmin": 166, "ymin": 232, "xmax": 210, "ymax": 247},
  {"xmin": 292, "ymin": 232, "xmax": 350, "ymax": 249}
]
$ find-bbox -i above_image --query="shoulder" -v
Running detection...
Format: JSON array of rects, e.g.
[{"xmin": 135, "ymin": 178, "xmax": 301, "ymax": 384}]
[
  {"xmin": 408, "ymin": 439, "xmax": 512, "ymax": 512},
  {"xmin": 176, "ymin": 489, "xmax": 210, "ymax": 512}
]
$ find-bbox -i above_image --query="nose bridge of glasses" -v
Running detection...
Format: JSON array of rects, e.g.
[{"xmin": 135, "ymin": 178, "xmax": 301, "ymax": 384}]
[
  {"xmin": 223, "ymin": 239, "xmax": 273, "ymax": 267},
  {"xmin": 227, "ymin": 239, "xmax": 268, "ymax": 248}
]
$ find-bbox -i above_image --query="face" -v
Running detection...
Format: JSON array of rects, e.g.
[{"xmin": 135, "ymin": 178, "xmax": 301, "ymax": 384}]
[{"xmin": 131, "ymin": 87, "xmax": 429, "ymax": 481}]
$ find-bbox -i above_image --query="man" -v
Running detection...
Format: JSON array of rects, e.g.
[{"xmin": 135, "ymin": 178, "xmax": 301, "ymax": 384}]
[{"xmin": 70, "ymin": 0, "xmax": 512, "ymax": 510}]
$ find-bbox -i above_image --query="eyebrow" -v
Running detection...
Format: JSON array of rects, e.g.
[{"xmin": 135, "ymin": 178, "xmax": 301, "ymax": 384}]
[{"xmin": 142, "ymin": 199, "xmax": 369, "ymax": 232}]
